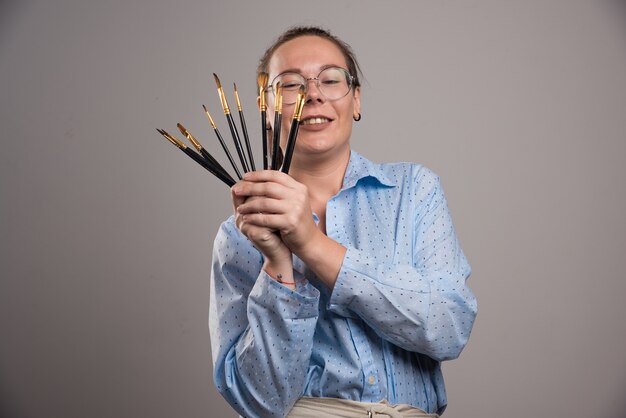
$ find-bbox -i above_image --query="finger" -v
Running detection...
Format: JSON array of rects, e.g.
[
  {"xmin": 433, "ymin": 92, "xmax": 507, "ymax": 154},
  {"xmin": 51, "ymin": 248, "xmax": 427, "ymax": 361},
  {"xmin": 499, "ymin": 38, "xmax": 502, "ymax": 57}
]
[
  {"xmin": 241, "ymin": 212, "xmax": 291, "ymax": 231},
  {"xmin": 231, "ymin": 182, "xmax": 248, "ymax": 211},
  {"xmin": 234, "ymin": 210, "xmax": 247, "ymax": 231},
  {"xmin": 237, "ymin": 197, "xmax": 288, "ymax": 215},
  {"xmin": 232, "ymin": 183, "xmax": 267, "ymax": 215},
  {"xmin": 241, "ymin": 224, "xmax": 279, "ymax": 244},
  {"xmin": 242, "ymin": 169, "xmax": 297, "ymax": 187},
  {"xmin": 235, "ymin": 197, "xmax": 267, "ymax": 228},
  {"xmin": 232, "ymin": 180, "xmax": 289, "ymax": 200}
]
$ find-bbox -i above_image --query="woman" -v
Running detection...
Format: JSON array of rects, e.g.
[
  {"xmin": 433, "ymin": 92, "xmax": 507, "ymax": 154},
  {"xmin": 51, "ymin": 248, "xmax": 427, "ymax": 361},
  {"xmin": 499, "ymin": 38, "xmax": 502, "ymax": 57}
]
[{"xmin": 209, "ymin": 26, "xmax": 477, "ymax": 418}]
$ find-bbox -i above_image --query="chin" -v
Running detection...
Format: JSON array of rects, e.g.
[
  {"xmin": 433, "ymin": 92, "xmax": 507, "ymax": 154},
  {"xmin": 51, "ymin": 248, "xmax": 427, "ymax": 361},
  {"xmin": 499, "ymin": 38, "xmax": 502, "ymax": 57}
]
[{"xmin": 295, "ymin": 138, "xmax": 349, "ymax": 158}]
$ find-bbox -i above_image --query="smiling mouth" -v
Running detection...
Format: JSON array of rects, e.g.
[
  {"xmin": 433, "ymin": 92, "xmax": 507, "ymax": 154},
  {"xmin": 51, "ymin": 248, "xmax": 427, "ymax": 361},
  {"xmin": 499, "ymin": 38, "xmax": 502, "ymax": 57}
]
[{"xmin": 301, "ymin": 117, "xmax": 331, "ymax": 125}]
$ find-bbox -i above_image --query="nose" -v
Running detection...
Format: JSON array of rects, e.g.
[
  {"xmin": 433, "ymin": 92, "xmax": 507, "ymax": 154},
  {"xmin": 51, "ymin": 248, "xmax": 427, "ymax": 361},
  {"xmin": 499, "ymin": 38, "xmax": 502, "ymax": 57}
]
[{"xmin": 304, "ymin": 78, "xmax": 324, "ymax": 103}]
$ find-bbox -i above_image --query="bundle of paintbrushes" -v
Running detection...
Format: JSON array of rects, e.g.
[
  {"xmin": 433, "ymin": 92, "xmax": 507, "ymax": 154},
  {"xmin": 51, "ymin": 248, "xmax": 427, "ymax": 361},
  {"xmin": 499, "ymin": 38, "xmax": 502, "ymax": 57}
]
[{"xmin": 157, "ymin": 73, "xmax": 306, "ymax": 187}]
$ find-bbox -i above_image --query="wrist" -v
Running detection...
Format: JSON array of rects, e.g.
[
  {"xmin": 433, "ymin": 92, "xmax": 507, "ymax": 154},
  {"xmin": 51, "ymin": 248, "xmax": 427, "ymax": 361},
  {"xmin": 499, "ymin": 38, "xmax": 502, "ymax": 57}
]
[
  {"xmin": 295, "ymin": 228, "xmax": 330, "ymax": 263},
  {"xmin": 295, "ymin": 230, "xmax": 346, "ymax": 288},
  {"xmin": 263, "ymin": 258, "xmax": 295, "ymax": 288}
]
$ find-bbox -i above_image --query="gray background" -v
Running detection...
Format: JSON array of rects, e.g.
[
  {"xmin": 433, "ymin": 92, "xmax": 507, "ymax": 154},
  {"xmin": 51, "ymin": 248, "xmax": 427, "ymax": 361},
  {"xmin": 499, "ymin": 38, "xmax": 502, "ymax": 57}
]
[{"xmin": 1, "ymin": 1, "xmax": 625, "ymax": 417}]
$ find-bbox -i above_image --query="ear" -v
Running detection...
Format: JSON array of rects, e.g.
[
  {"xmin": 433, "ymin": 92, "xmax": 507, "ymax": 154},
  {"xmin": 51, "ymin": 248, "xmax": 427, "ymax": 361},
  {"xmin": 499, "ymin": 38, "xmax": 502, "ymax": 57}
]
[{"xmin": 352, "ymin": 87, "xmax": 361, "ymax": 119}]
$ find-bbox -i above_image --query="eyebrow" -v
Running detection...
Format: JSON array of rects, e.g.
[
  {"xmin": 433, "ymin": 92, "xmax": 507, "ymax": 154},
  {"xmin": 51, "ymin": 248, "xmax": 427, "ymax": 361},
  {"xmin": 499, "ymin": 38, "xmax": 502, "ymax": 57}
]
[{"xmin": 275, "ymin": 64, "xmax": 344, "ymax": 77}]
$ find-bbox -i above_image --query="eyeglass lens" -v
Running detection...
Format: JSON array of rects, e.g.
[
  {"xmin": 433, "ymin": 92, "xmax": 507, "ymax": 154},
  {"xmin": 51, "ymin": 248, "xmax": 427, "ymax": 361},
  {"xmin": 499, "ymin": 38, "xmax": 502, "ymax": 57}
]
[{"xmin": 272, "ymin": 67, "xmax": 352, "ymax": 105}]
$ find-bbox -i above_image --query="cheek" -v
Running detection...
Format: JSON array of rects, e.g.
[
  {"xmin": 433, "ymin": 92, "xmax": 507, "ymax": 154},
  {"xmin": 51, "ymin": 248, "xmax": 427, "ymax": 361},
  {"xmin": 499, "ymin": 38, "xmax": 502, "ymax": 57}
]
[
  {"xmin": 338, "ymin": 101, "xmax": 355, "ymax": 125},
  {"xmin": 280, "ymin": 121, "xmax": 291, "ymax": 146}
]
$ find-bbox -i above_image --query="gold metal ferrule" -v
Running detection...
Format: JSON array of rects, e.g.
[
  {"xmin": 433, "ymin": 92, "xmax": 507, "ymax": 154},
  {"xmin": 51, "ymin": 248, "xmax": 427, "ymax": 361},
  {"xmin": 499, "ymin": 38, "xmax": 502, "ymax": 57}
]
[
  {"xmin": 293, "ymin": 91, "xmax": 305, "ymax": 120},
  {"xmin": 177, "ymin": 123, "xmax": 202, "ymax": 151},
  {"xmin": 202, "ymin": 105, "xmax": 217, "ymax": 129},
  {"xmin": 259, "ymin": 88, "xmax": 267, "ymax": 112},
  {"xmin": 218, "ymin": 87, "xmax": 230, "ymax": 114},
  {"xmin": 213, "ymin": 73, "xmax": 231, "ymax": 114},
  {"xmin": 274, "ymin": 82, "xmax": 282, "ymax": 113},
  {"xmin": 233, "ymin": 83, "xmax": 243, "ymax": 112},
  {"xmin": 258, "ymin": 72, "xmax": 268, "ymax": 112},
  {"xmin": 158, "ymin": 129, "xmax": 187, "ymax": 150}
]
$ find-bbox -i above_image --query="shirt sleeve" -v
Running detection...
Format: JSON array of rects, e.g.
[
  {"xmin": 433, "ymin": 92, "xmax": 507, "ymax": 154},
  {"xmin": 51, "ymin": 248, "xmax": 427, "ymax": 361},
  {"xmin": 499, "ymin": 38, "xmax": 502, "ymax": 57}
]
[
  {"xmin": 209, "ymin": 219, "xmax": 320, "ymax": 418},
  {"xmin": 327, "ymin": 171, "xmax": 477, "ymax": 361}
]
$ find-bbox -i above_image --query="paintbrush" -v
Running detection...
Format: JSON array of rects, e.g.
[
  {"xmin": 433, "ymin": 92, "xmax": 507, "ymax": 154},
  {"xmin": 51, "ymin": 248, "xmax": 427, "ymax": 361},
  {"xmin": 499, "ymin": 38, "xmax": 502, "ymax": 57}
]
[
  {"xmin": 202, "ymin": 105, "xmax": 242, "ymax": 180},
  {"xmin": 281, "ymin": 87, "xmax": 306, "ymax": 174},
  {"xmin": 270, "ymin": 82, "xmax": 283, "ymax": 170},
  {"xmin": 257, "ymin": 72, "xmax": 269, "ymax": 170},
  {"xmin": 156, "ymin": 128, "xmax": 235, "ymax": 187},
  {"xmin": 213, "ymin": 73, "xmax": 249, "ymax": 173},
  {"xmin": 176, "ymin": 123, "xmax": 233, "ymax": 181},
  {"xmin": 233, "ymin": 83, "xmax": 255, "ymax": 171}
]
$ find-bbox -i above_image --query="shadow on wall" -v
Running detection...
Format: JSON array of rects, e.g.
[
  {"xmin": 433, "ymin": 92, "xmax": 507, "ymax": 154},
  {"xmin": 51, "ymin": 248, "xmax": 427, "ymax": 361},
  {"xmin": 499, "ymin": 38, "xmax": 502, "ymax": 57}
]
[
  {"xmin": 0, "ymin": 0, "xmax": 27, "ymax": 51},
  {"xmin": 608, "ymin": 0, "xmax": 626, "ymax": 26}
]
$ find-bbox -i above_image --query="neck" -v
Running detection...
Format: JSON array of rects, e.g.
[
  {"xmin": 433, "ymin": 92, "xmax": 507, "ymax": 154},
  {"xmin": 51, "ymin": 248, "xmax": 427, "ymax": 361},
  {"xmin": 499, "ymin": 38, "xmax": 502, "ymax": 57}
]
[{"xmin": 289, "ymin": 146, "xmax": 350, "ymax": 198}]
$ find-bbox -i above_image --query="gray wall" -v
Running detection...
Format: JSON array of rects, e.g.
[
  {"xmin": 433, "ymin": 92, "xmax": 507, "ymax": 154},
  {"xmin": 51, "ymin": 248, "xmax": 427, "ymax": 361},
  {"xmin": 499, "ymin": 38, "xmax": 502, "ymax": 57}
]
[{"xmin": 1, "ymin": 1, "xmax": 625, "ymax": 417}]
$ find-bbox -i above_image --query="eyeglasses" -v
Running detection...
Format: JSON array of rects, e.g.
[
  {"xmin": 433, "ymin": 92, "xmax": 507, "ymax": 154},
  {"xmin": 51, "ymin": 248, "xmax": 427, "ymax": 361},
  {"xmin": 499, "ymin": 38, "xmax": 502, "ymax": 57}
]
[{"xmin": 268, "ymin": 66, "xmax": 354, "ymax": 105}]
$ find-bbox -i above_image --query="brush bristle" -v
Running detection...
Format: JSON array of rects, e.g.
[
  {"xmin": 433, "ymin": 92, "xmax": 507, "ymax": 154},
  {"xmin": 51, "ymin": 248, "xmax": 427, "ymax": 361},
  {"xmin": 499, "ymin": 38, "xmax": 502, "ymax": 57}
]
[{"xmin": 213, "ymin": 73, "xmax": 222, "ymax": 88}]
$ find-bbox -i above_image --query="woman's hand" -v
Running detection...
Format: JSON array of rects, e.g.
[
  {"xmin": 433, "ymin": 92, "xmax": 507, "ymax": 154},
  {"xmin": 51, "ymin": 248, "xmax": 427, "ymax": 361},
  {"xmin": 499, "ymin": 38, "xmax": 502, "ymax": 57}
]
[
  {"xmin": 231, "ymin": 178, "xmax": 295, "ymax": 286},
  {"xmin": 232, "ymin": 170, "xmax": 318, "ymax": 255},
  {"xmin": 232, "ymin": 170, "xmax": 346, "ymax": 289},
  {"xmin": 232, "ymin": 196, "xmax": 286, "ymax": 257}
]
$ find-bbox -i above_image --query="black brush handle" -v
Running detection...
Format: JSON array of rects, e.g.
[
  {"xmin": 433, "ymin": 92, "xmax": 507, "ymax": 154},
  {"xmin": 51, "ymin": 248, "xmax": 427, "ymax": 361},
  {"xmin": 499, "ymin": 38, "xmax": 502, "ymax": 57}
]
[
  {"xmin": 213, "ymin": 127, "xmax": 242, "ymax": 180},
  {"xmin": 261, "ymin": 111, "xmax": 268, "ymax": 170},
  {"xmin": 281, "ymin": 119, "xmax": 300, "ymax": 174},
  {"xmin": 270, "ymin": 112, "xmax": 282, "ymax": 170},
  {"xmin": 238, "ymin": 111, "xmax": 255, "ymax": 171},
  {"xmin": 199, "ymin": 148, "xmax": 234, "ymax": 181},
  {"xmin": 226, "ymin": 113, "xmax": 249, "ymax": 173},
  {"xmin": 183, "ymin": 147, "xmax": 235, "ymax": 187}
]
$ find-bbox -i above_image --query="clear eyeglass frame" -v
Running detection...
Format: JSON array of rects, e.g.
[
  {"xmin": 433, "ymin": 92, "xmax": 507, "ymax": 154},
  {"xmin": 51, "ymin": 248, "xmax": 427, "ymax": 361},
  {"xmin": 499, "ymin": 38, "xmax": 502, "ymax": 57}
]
[{"xmin": 268, "ymin": 66, "xmax": 355, "ymax": 105}]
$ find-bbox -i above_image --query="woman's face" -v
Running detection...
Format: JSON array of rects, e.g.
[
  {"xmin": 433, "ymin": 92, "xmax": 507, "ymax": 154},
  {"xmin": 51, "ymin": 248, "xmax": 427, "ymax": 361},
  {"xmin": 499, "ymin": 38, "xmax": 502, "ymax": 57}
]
[{"xmin": 267, "ymin": 36, "xmax": 361, "ymax": 161}]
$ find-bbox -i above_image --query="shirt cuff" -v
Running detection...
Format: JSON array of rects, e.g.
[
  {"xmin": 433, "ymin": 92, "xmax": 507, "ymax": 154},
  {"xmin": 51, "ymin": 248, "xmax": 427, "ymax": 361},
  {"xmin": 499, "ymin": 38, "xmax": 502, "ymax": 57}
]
[
  {"xmin": 327, "ymin": 246, "xmax": 368, "ymax": 318},
  {"xmin": 249, "ymin": 271, "xmax": 320, "ymax": 319}
]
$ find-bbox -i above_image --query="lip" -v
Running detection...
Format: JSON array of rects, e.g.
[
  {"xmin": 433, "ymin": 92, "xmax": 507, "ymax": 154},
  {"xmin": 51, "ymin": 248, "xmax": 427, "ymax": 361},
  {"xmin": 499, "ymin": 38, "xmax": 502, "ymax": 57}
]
[
  {"xmin": 300, "ymin": 114, "xmax": 333, "ymax": 129},
  {"xmin": 300, "ymin": 119, "xmax": 331, "ymax": 132}
]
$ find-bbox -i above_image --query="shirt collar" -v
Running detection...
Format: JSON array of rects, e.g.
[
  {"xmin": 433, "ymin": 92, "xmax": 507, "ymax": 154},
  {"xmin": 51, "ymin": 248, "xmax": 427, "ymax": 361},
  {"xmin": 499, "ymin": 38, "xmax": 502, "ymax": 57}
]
[{"xmin": 342, "ymin": 150, "xmax": 396, "ymax": 190}]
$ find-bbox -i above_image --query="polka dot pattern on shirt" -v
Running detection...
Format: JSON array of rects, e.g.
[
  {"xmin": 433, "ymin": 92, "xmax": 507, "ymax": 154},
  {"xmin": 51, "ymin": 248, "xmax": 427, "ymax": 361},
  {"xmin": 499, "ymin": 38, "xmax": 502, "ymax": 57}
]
[{"xmin": 209, "ymin": 150, "xmax": 477, "ymax": 417}]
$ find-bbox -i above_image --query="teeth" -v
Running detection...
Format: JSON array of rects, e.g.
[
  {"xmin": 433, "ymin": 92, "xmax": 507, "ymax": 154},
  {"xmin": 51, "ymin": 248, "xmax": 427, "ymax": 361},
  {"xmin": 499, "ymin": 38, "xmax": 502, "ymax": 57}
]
[{"xmin": 301, "ymin": 117, "xmax": 329, "ymax": 125}]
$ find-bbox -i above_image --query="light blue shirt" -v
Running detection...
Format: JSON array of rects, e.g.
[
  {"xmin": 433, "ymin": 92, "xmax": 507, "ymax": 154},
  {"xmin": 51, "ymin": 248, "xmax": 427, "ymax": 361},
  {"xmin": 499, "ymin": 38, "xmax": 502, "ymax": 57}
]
[{"xmin": 209, "ymin": 151, "xmax": 477, "ymax": 417}]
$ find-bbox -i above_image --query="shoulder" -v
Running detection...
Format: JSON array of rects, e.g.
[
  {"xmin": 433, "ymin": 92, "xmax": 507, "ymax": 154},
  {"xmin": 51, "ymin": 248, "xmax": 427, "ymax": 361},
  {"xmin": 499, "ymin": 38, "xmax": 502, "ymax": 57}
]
[
  {"xmin": 348, "ymin": 150, "xmax": 439, "ymax": 190},
  {"xmin": 373, "ymin": 158, "xmax": 443, "ymax": 198},
  {"xmin": 381, "ymin": 161, "xmax": 438, "ymax": 182}
]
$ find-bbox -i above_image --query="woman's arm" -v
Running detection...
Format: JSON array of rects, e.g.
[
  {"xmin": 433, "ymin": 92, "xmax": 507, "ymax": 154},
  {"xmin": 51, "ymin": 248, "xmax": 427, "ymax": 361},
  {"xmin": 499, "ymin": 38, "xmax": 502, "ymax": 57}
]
[
  {"xmin": 234, "ymin": 167, "xmax": 476, "ymax": 362},
  {"xmin": 209, "ymin": 221, "xmax": 320, "ymax": 418},
  {"xmin": 233, "ymin": 167, "xmax": 476, "ymax": 361},
  {"xmin": 327, "ymin": 172, "xmax": 477, "ymax": 361}
]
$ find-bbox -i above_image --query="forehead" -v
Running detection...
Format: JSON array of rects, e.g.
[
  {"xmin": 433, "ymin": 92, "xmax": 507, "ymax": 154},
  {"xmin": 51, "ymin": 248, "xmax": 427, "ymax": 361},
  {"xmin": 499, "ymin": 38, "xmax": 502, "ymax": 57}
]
[{"xmin": 268, "ymin": 36, "xmax": 348, "ymax": 77}]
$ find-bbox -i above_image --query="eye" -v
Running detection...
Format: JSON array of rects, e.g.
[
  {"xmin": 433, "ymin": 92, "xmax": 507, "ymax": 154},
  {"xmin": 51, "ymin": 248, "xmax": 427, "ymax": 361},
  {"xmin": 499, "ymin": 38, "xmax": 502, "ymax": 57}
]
[
  {"xmin": 319, "ymin": 68, "xmax": 347, "ymax": 87},
  {"xmin": 277, "ymin": 73, "xmax": 305, "ymax": 91},
  {"xmin": 282, "ymin": 82, "xmax": 304, "ymax": 90}
]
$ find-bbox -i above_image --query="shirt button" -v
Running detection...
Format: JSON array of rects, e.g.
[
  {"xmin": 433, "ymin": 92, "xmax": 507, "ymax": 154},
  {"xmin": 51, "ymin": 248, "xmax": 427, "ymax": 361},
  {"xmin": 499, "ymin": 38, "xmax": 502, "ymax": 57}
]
[{"xmin": 368, "ymin": 375, "xmax": 376, "ymax": 385}]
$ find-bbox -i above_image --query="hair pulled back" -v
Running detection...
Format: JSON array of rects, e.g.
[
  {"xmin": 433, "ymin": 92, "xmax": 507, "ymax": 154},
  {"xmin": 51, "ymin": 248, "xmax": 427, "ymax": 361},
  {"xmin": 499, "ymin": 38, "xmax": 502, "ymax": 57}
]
[{"xmin": 257, "ymin": 26, "xmax": 362, "ymax": 89}]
